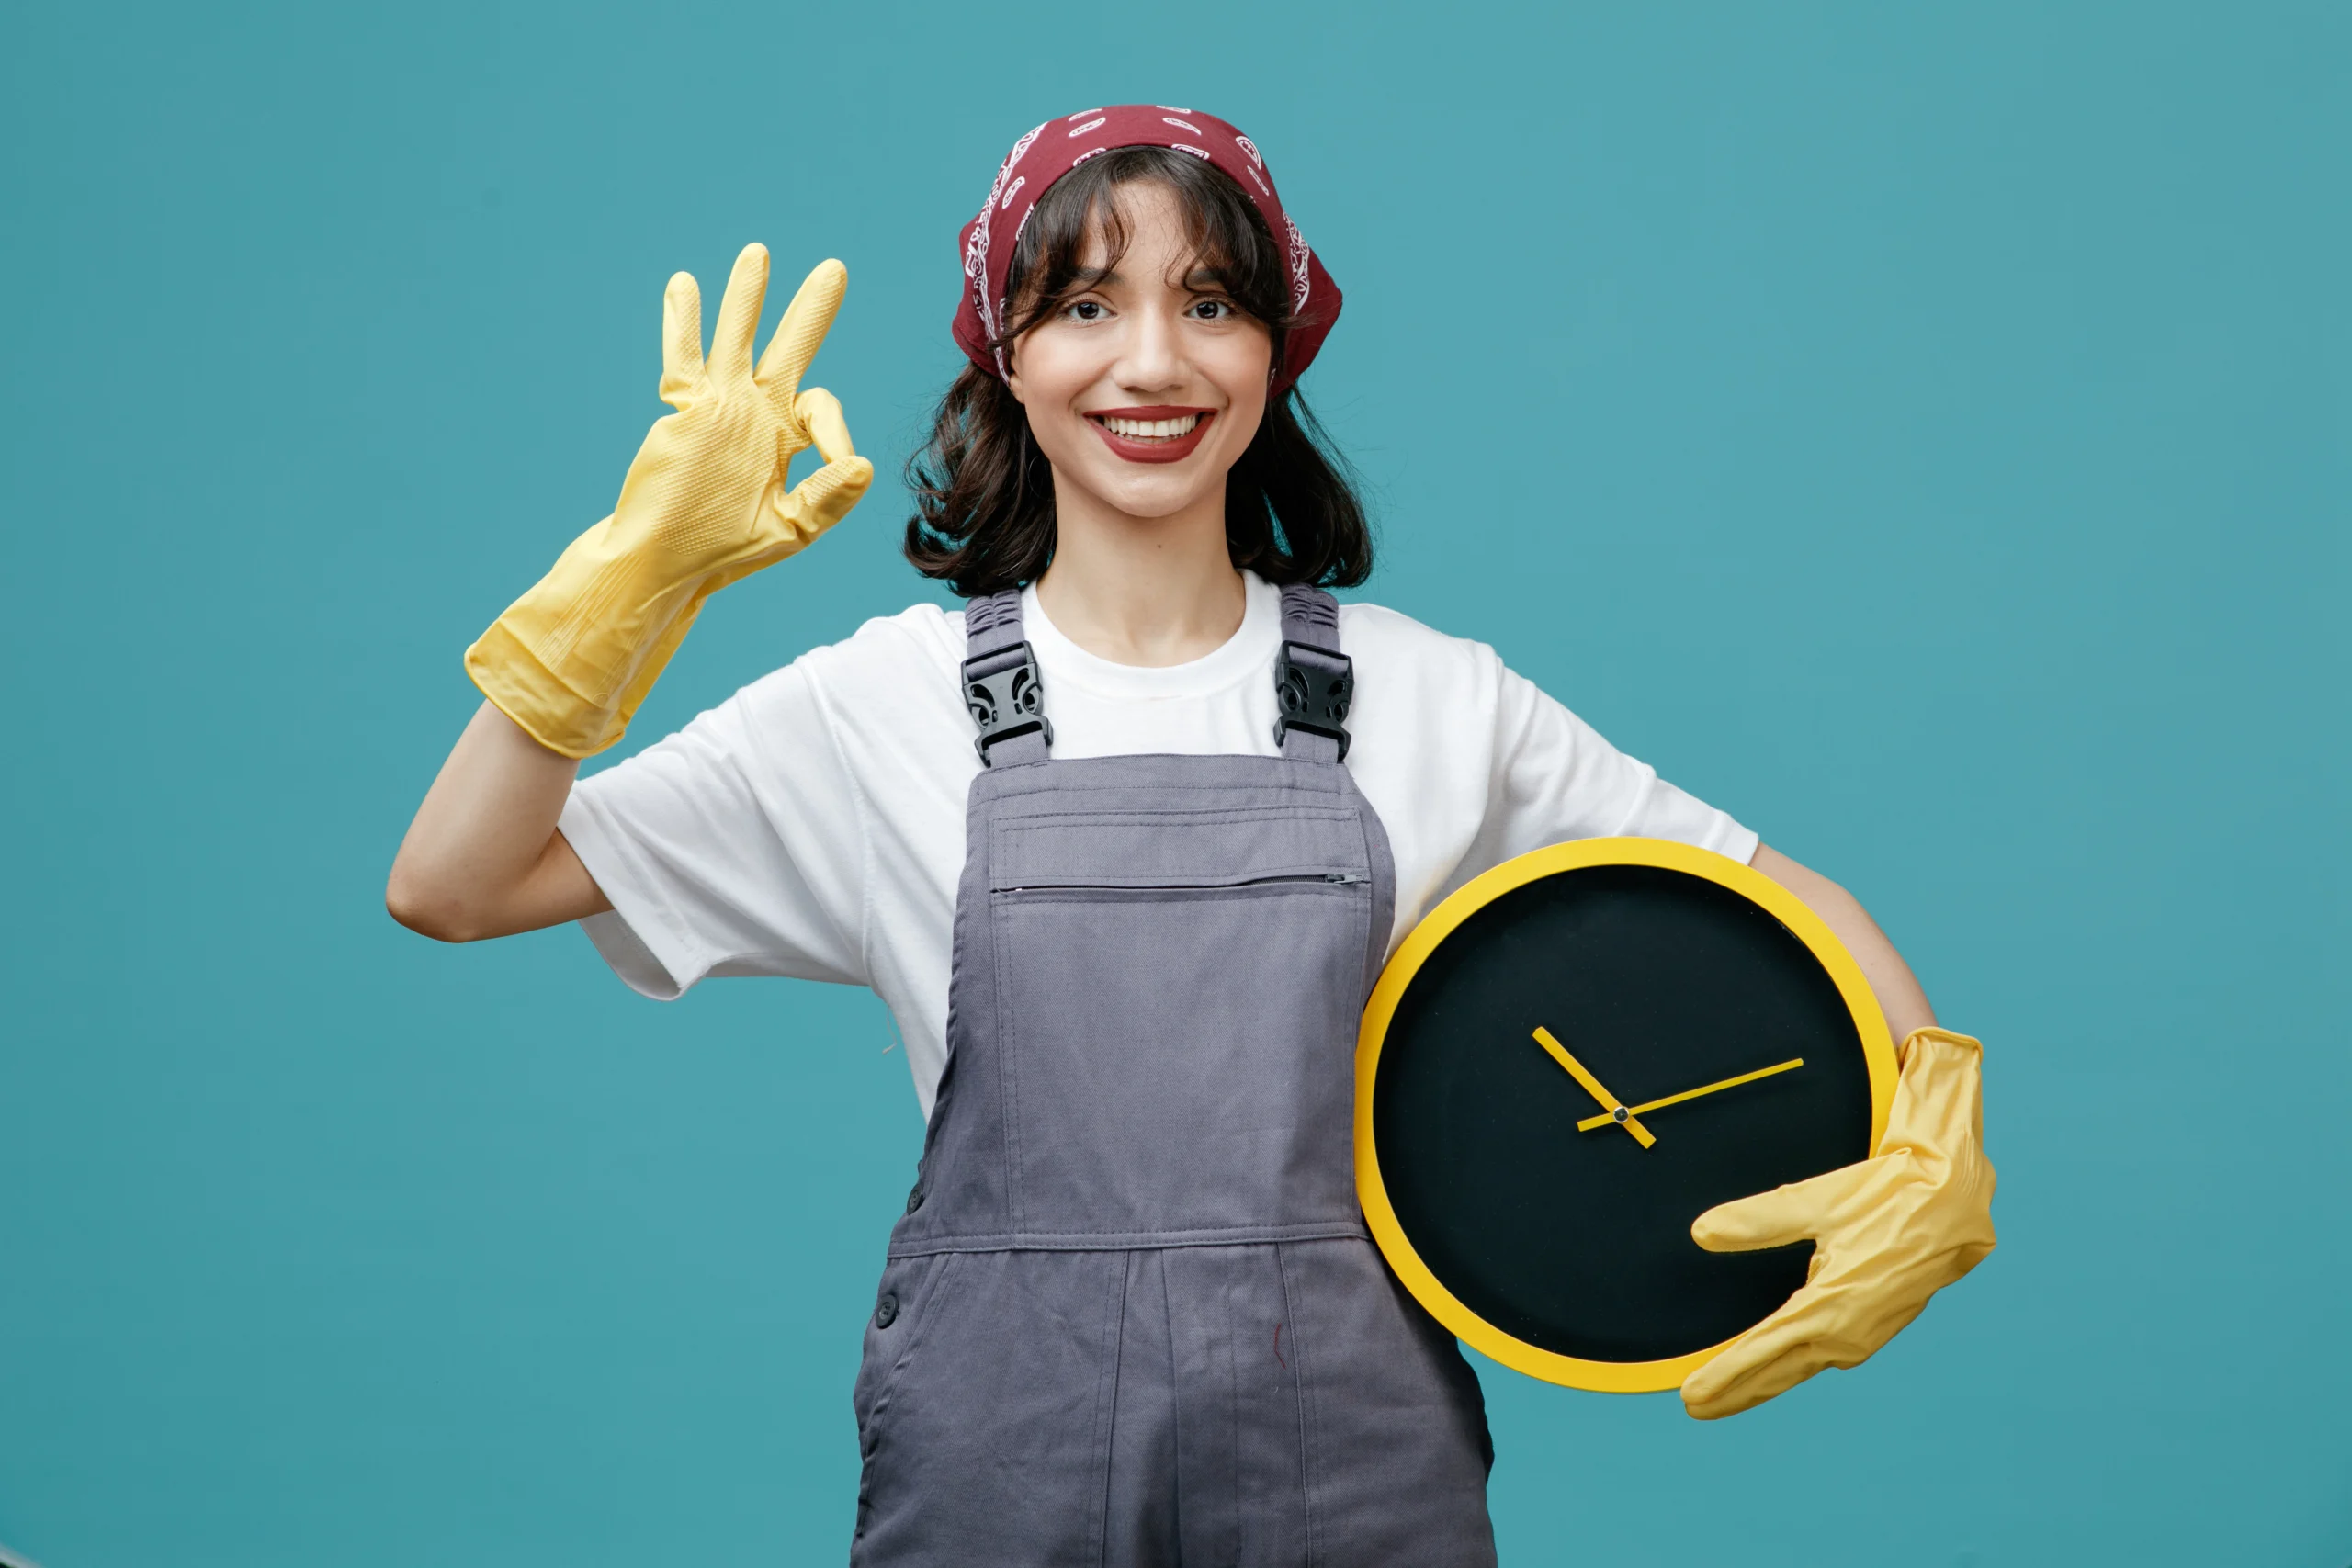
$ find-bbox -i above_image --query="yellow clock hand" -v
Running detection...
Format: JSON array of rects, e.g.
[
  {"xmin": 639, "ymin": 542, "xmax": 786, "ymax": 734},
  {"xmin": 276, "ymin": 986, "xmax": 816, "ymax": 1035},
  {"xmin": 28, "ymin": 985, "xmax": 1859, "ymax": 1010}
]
[
  {"xmin": 1575, "ymin": 1057, "xmax": 1806, "ymax": 1133},
  {"xmin": 1532, "ymin": 1027, "xmax": 1656, "ymax": 1147}
]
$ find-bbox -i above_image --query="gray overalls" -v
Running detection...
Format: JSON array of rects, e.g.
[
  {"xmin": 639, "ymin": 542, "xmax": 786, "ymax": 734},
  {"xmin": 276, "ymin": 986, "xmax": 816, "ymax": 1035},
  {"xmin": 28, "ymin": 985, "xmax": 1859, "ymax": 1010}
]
[{"xmin": 852, "ymin": 586, "xmax": 1496, "ymax": 1566}]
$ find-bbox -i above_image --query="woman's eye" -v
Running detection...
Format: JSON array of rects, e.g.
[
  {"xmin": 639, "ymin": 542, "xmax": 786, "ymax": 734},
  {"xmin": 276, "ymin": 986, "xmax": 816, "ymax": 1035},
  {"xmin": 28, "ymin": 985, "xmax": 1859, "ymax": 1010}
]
[
  {"xmin": 1065, "ymin": 299, "xmax": 1107, "ymax": 322},
  {"xmin": 1189, "ymin": 299, "xmax": 1235, "ymax": 321}
]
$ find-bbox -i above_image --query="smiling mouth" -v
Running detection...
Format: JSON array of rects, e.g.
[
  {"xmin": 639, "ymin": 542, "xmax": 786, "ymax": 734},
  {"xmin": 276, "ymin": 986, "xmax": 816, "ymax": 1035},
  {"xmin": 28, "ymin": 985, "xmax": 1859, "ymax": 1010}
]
[
  {"xmin": 1091, "ymin": 412, "xmax": 1204, "ymax": 440},
  {"xmin": 1084, "ymin": 406, "xmax": 1216, "ymax": 464}
]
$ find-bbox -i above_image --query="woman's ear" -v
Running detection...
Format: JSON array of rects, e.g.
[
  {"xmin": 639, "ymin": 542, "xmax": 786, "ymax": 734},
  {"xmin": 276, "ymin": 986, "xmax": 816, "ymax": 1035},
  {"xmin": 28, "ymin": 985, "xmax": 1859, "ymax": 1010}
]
[{"xmin": 1002, "ymin": 339, "xmax": 1027, "ymax": 406}]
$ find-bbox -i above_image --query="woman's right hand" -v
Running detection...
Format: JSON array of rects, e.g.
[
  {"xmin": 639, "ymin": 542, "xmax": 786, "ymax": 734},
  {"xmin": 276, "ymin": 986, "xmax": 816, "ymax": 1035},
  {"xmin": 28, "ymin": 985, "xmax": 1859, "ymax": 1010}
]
[
  {"xmin": 619, "ymin": 243, "xmax": 873, "ymax": 586},
  {"xmin": 464, "ymin": 244, "xmax": 874, "ymax": 759}
]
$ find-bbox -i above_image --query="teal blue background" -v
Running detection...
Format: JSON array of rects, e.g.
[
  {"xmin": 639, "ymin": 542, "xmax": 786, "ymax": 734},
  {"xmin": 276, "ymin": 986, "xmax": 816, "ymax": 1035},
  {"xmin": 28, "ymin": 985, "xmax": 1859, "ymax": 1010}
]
[{"xmin": 3, "ymin": 2, "xmax": 2345, "ymax": 1563}]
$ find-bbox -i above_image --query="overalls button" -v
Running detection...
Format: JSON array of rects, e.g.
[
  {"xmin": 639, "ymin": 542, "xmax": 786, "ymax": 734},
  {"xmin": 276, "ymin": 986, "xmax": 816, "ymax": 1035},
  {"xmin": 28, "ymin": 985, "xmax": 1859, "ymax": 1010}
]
[
  {"xmin": 875, "ymin": 1293, "xmax": 900, "ymax": 1329},
  {"xmin": 905, "ymin": 1184, "xmax": 925, "ymax": 1213}
]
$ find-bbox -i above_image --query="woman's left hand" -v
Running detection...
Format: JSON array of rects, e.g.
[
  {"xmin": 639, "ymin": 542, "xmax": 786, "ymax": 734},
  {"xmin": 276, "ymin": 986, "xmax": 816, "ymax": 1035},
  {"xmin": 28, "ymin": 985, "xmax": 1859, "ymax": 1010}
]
[{"xmin": 1679, "ymin": 1027, "xmax": 1997, "ymax": 1420}]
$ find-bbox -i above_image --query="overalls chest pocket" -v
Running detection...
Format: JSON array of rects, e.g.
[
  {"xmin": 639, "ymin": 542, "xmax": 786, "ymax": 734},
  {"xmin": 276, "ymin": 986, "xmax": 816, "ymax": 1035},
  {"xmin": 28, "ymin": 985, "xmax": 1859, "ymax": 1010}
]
[{"xmin": 986, "ymin": 803, "xmax": 1375, "ymax": 1239}]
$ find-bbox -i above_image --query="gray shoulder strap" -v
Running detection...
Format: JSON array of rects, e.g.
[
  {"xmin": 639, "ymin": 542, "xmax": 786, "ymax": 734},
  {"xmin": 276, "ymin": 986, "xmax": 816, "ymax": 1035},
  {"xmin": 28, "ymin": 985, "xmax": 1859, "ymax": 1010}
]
[
  {"xmin": 964, "ymin": 588, "xmax": 1025, "ymax": 658},
  {"xmin": 1278, "ymin": 582, "xmax": 1342, "ymax": 652},
  {"xmin": 1274, "ymin": 584, "xmax": 1352, "ymax": 762},
  {"xmin": 962, "ymin": 590, "xmax": 1052, "ymax": 766}
]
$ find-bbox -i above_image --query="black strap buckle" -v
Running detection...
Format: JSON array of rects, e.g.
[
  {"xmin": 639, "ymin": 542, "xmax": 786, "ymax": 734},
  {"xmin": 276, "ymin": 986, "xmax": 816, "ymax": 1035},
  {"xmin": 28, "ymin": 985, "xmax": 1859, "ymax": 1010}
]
[
  {"xmin": 964, "ymin": 641, "xmax": 1054, "ymax": 764},
  {"xmin": 1273, "ymin": 639, "xmax": 1352, "ymax": 761}
]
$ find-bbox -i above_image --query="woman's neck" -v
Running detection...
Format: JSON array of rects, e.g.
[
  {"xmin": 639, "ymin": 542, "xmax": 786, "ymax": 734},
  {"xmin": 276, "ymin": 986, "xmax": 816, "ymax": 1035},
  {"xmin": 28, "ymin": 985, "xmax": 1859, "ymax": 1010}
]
[{"xmin": 1035, "ymin": 482, "xmax": 1246, "ymax": 668}]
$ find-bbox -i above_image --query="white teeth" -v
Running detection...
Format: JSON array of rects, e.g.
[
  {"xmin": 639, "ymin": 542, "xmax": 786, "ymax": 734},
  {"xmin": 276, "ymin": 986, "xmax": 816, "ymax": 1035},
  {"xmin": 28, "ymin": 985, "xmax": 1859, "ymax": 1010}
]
[{"xmin": 1100, "ymin": 413, "xmax": 1202, "ymax": 439}]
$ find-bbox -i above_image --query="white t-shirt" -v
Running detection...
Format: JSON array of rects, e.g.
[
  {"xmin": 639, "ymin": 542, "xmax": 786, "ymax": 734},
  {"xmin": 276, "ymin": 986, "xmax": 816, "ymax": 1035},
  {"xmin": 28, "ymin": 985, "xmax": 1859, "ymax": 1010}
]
[{"xmin": 560, "ymin": 573, "xmax": 1758, "ymax": 1119}]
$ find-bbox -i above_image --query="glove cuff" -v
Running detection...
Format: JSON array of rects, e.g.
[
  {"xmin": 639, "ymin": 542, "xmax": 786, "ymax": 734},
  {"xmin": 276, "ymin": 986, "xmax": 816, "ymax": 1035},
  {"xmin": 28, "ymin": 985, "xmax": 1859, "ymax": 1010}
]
[
  {"xmin": 464, "ymin": 618, "xmax": 623, "ymax": 759},
  {"xmin": 1898, "ymin": 1026, "xmax": 1983, "ymax": 1069},
  {"xmin": 463, "ymin": 517, "xmax": 715, "ymax": 758}
]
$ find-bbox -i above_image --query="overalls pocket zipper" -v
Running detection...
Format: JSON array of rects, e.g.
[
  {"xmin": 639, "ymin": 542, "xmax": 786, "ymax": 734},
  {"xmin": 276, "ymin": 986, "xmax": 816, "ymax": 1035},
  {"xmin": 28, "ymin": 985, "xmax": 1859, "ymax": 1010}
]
[{"xmin": 1002, "ymin": 870, "xmax": 1367, "ymax": 894}]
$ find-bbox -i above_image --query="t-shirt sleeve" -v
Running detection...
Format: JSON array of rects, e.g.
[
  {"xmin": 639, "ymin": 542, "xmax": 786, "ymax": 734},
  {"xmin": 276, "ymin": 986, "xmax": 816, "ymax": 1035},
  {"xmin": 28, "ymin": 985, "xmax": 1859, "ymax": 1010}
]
[
  {"xmin": 557, "ymin": 661, "xmax": 868, "ymax": 1001},
  {"xmin": 1472, "ymin": 656, "xmax": 1758, "ymax": 871}
]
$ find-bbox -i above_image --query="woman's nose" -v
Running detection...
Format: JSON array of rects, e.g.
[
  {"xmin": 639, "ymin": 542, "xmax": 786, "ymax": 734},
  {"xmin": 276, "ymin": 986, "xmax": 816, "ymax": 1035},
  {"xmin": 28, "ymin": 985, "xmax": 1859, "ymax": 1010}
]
[{"xmin": 1113, "ymin": 304, "xmax": 1185, "ymax": 392}]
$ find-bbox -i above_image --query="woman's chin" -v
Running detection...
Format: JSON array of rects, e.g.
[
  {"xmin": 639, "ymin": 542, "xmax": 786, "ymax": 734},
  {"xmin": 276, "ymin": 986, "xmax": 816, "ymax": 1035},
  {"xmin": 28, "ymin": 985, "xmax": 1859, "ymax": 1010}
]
[{"xmin": 1061, "ymin": 465, "xmax": 1227, "ymax": 526}]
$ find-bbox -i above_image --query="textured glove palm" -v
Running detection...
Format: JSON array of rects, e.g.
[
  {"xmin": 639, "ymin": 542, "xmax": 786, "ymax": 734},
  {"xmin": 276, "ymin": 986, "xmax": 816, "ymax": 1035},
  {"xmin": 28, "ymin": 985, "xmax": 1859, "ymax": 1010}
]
[
  {"xmin": 467, "ymin": 244, "xmax": 874, "ymax": 757},
  {"xmin": 1680, "ymin": 1026, "xmax": 1996, "ymax": 1420}
]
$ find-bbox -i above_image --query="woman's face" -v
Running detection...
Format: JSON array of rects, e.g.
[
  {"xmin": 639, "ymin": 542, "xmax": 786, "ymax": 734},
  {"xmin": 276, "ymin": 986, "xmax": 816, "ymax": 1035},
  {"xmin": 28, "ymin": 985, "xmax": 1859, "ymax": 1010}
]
[{"xmin": 1006, "ymin": 181, "xmax": 1274, "ymax": 525}]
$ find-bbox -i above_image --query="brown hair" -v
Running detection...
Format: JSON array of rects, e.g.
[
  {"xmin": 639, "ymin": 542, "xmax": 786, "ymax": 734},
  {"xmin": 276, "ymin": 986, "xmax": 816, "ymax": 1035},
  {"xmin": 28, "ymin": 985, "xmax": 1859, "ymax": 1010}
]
[{"xmin": 904, "ymin": 147, "xmax": 1372, "ymax": 598}]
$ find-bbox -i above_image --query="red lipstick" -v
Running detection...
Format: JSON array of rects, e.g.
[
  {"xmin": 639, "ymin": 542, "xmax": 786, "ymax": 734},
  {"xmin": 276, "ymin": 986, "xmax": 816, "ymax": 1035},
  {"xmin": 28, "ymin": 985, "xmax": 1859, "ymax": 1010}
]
[{"xmin": 1085, "ymin": 405, "xmax": 1217, "ymax": 465}]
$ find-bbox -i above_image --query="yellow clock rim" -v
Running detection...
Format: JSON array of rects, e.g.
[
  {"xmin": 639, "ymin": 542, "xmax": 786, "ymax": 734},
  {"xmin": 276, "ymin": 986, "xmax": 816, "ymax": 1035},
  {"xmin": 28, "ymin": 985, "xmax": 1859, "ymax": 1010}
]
[{"xmin": 1353, "ymin": 836, "xmax": 1898, "ymax": 1393}]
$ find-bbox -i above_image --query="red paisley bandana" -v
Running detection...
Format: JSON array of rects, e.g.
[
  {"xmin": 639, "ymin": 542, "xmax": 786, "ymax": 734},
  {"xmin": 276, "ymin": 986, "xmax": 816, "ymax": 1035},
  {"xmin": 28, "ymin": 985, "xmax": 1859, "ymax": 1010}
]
[{"xmin": 951, "ymin": 106, "xmax": 1341, "ymax": 393}]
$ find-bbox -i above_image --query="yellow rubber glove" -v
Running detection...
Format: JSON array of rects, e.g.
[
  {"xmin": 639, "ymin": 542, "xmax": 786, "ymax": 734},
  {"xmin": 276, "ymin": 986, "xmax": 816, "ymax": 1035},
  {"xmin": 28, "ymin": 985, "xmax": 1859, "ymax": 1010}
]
[
  {"xmin": 466, "ymin": 244, "xmax": 874, "ymax": 757},
  {"xmin": 1680, "ymin": 1027, "xmax": 1996, "ymax": 1419}
]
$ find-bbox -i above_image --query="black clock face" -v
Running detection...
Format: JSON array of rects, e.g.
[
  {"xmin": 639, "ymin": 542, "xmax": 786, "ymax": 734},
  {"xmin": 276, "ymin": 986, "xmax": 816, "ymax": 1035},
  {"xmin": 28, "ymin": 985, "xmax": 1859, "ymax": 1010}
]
[{"xmin": 1370, "ymin": 863, "xmax": 1874, "ymax": 1365}]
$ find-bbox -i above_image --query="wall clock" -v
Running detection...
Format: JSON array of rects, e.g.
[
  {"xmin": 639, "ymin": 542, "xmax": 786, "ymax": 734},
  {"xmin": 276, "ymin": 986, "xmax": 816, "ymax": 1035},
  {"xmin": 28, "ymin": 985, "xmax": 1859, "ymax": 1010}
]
[{"xmin": 1356, "ymin": 838, "xmax": 1896, "ymax": 1392}]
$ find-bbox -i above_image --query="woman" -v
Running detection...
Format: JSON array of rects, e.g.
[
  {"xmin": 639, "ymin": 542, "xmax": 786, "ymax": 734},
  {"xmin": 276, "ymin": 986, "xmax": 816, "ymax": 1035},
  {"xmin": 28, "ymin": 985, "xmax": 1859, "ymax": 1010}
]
[{"xmin": 389, "ymin": 107, "xmax": 1992, "ymax": 1564}]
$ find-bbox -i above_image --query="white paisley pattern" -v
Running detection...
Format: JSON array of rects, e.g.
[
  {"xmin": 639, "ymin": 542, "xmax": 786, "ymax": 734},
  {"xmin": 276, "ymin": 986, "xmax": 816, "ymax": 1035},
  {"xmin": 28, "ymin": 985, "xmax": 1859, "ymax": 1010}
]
[
  {"xmin": 1283, "ymin": 216, "xmax": 1311, "ymax": 315},
  {"xmin": 968, "ymin": 120, "xmax": 1045, "ymax": 371}
]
